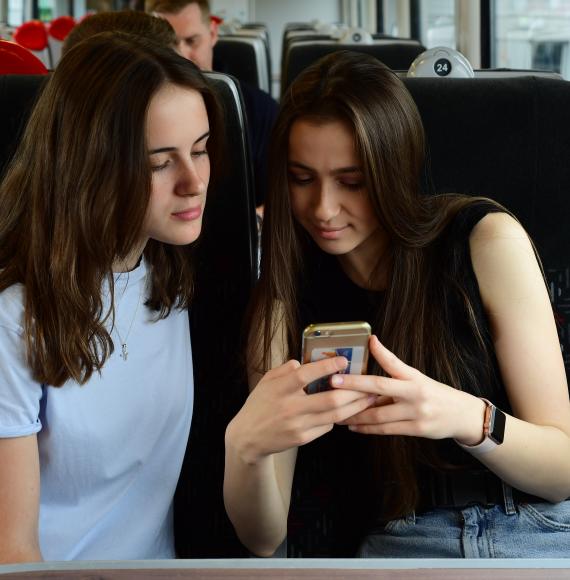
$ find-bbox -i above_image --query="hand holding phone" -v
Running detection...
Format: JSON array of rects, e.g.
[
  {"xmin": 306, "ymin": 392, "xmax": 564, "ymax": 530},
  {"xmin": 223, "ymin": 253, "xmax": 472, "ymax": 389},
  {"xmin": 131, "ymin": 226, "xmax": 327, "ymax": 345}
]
[{"xmin": 302, "ymin": 321, "xmax": 371, "ymax": 394}]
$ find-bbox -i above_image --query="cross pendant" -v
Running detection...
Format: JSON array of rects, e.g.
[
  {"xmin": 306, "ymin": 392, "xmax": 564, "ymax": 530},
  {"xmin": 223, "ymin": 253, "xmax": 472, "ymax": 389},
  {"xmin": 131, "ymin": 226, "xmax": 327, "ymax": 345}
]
[{"xmin": 121, "ymin": 343, "xmax": 128, "ymax": 361}]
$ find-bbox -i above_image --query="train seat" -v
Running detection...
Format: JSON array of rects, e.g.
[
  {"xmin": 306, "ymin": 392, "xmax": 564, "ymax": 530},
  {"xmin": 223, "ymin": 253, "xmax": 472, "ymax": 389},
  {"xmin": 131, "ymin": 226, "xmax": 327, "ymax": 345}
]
[
  {"xmin": 214, "ymin": 34, "xmax": 270, "ymax": 94},
  {"xmin": 47, "ymin": 15, "xmax": 76, "ymax": 68},
  {"xmin": 12, "ymin": 20, "xmax": 51, "ymax": 68},
  {"xmin": 0, "ymin": 40, "xmax": 49, "ymax": 76},
  {"xmin": 281, "ymin": 36, "xmax": 426, "ymax": 96},
  {"xmin": 0, "ymin": 74, "xmax": 48, "ymax": 177},
  {"xmin": 174, "ymin": 71, "xmax": 256, "ymax": 558},
  {"xmin": 402, "ymin": 75, "xmax": 570, "ymax": 379}
]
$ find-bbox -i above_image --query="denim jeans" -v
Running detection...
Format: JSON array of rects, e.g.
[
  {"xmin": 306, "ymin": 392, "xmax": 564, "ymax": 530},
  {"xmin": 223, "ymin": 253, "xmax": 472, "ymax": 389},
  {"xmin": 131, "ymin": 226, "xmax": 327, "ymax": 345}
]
[{"xmin": 357, "ymin": 491, "xmax": 570, "ymax": 558}]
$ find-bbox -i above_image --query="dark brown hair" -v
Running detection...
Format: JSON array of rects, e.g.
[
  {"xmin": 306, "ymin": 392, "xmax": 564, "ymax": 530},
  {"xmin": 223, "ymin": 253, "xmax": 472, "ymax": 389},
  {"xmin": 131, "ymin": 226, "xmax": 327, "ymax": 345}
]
[
  {"xmin": 146, "ymin": 0, "xmax": 210, "ymax": 21},
  {"xmin": 62, "ymin": 11, "xmax": 177, "ymax": 55},
  {"xmin": 250, "ymin": 50, "xmax": 507, "ymax": 517},
  {"xmin": 0, "ymin": 32, "xmax": 222, "ymax": 387}
]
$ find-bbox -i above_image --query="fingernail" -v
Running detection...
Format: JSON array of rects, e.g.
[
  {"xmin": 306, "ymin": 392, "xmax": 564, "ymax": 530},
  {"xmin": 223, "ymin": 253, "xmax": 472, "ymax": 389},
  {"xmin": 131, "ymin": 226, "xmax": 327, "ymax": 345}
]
[
  {"xmin": 330, "ymin": 374, "xmax": 344, "ymax": 386},
  {"xmin": 336, "ymin": 356, "xmax": 348, "ymax": 370},
  {"xmin": 367, "ymin": 395, "xmax": 376, "ymax": 404}
]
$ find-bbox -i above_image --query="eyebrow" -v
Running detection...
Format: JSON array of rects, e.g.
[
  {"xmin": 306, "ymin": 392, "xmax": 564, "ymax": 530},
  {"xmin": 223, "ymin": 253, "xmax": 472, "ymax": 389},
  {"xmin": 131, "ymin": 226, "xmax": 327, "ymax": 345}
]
[
  {"xmin": 149, "ymin": 131, "xmax": 210, "ymax": 155},
  {"xmin": 288, "ymin": 161, "xmax": 362, "ymax": 175}
]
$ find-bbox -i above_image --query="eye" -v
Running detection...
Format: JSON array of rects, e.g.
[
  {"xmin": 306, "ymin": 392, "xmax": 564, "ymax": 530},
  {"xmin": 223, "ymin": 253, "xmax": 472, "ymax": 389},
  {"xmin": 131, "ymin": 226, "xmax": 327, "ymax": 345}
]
[
  {"xmin": 151, "ymin": 159, "xmax": 170, "ymax": 172},
  {"xmin": 289, "ymin": 172, "xmax": 313, "ymax": 185},
  {"xmin": 191, "ymin": 149, "xmax": 209, "ymax": 159},
  {"xmin": 340, "ymin": 180, "xmax": 363, "ymax": 191}
]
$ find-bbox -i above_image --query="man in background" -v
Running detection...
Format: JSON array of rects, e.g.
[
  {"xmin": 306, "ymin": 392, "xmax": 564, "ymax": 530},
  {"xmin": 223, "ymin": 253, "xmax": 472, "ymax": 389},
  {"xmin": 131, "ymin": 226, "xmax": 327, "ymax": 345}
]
[{"xmin": 146, "ymin": 0, "xmax": 278, "ymax": 210}]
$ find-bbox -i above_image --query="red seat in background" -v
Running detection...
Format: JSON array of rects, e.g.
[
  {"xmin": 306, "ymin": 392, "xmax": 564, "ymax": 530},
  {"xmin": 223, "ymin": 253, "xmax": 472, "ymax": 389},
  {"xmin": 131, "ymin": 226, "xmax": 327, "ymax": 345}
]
[
  {"xmin": 47, "ymin": 15, "xmax": 75, "ymax": 42},
  {"xmin": 0, "ymin": 39, "xmax": 48, "ymax": 74}
]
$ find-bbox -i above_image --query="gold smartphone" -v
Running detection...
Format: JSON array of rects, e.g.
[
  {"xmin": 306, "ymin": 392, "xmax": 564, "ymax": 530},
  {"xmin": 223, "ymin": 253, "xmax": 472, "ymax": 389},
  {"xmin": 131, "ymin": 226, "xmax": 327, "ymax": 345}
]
[{"xmin": 302, "ymin": 321, "xmax": 371, "ymax": 394}]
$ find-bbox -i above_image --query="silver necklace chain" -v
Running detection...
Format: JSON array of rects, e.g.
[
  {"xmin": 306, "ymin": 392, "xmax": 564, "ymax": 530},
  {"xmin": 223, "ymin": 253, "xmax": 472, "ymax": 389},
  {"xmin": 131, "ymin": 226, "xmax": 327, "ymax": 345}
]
[{"xmin": 113, "ymin": 283, "xmax": 143, "ymax": 362}]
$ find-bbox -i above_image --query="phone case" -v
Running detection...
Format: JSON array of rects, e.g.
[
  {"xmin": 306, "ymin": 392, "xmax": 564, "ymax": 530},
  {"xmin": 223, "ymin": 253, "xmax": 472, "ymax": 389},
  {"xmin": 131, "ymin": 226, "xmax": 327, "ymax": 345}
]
[{"xmin": 302, "ymin": 321, "xmax": 371, "ymax": 394}]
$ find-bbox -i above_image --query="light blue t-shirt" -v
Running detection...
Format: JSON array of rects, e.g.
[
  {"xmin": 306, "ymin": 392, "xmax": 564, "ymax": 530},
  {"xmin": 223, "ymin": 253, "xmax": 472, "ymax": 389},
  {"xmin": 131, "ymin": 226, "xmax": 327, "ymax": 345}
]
[{"xmin": 0, "ymin": 260, "xmax": 194, "ymax": 560}]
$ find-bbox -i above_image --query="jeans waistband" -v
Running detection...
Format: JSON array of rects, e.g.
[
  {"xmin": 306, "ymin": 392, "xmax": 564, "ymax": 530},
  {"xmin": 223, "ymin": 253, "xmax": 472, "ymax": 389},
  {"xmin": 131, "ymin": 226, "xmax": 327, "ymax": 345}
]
[{"xmin": 417, "ymin": 468, "xmax": 543, "ymax": 513}]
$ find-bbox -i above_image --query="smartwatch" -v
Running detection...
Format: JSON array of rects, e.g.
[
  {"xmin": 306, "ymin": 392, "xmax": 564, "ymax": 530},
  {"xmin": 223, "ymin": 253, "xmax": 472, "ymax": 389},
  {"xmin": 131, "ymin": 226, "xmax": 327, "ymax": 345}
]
[{"xmin": 457, "ymin": 398, "xmax": 506, "ymax": 454}]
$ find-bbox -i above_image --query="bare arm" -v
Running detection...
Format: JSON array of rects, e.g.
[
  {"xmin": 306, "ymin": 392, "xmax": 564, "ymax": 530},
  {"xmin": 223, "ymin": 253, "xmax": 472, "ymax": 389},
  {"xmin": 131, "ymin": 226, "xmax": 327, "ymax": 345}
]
[
  {"xmin": 0, "ymin": 435, "xmax": 42, "ymax": 563},
  {"xmin": 466, "ymin": 212, "xmax": 570, "ymax": 500},
  {"xmin": 338, "ymin": 212, "xmax": 570, "ymax": 502}
]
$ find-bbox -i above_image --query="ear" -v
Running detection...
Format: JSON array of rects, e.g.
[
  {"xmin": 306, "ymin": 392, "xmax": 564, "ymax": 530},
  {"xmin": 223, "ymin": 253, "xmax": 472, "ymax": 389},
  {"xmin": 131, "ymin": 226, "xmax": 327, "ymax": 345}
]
[{"xmin": 209, "ymin": 16, "xmax": 219, "ymax": 47}]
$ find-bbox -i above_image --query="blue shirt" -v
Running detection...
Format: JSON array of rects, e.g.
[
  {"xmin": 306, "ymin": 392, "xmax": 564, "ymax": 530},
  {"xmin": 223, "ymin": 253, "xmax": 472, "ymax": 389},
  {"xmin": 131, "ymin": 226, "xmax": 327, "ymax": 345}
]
[{"xmin": 0, "ymin": 260, "xmax": 193, "ymax": 560}]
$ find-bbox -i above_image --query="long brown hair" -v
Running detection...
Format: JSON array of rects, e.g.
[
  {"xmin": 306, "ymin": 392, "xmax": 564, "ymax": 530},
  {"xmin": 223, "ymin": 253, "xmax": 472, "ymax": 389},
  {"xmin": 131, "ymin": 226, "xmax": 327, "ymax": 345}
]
[
  {"xmin": 250, "ymin": 50, "xmax": 508, "ymax": 517},
  {"xmin": 0, "ymin": 32, "xmax": 222, "ymax": 387}
]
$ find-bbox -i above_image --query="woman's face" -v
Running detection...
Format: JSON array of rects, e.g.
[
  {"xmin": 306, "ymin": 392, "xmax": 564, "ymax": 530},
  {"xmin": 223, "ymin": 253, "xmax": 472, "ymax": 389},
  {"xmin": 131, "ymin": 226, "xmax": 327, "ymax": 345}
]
[
  {"xmin": 142, "ymin": 83, "xmax": 210, "ymax": 247},
  {"xmin": 288, "ymin": 118, "xmax": 382, "ymax": 262}
]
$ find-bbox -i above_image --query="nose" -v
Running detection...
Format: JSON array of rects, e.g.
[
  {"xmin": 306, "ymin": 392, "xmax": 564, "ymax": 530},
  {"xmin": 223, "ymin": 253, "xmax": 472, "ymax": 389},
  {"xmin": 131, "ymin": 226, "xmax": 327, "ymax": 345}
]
[
  {"xmin": 313, "ymin": 181, "xmax": 340, "ymax": 223},
  {"xmin": 176, "ymin": 159, "xmax": 207, "ymax": 197}
]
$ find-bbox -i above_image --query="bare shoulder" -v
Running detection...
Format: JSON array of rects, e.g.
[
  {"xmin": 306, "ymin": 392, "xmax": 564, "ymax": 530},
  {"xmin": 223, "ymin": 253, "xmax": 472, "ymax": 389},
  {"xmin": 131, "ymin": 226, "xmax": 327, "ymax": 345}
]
[
  {"xmin": 470, "ymin": 211, "xmax": 529, "ymax": 245},
  {"xmin": 469, "ymin": 211, "xmax": 537, "ymax": 277},
  {"xmin": 465, "ymin": 209, "xmax": 551, "ymax": 325}
]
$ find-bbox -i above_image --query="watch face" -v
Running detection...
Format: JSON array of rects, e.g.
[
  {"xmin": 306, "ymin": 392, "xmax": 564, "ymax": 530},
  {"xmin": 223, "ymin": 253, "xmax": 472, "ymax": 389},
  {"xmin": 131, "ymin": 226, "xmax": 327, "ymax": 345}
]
[{"xmin": 490, "ymin": 407, "xmax": 506, "ymax": 445}]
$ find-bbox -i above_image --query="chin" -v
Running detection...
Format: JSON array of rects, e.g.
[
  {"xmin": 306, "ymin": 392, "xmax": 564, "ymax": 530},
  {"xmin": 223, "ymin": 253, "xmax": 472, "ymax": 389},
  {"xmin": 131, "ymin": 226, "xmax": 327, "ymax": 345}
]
[
  {"xmin": 312, "ymin": 238, "xmax": 355, "ymax": 256},
  {"xmin": 152, "ymin": 226, "xmax": 203, "ymax": 246}
]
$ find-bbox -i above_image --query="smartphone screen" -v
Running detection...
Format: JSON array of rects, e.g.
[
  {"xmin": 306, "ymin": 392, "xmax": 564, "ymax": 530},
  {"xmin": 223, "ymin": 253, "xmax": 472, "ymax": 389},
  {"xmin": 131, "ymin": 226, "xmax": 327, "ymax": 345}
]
[{"xmin": 302, "ymin": 321, "xmax": 371, "ymax": 394}]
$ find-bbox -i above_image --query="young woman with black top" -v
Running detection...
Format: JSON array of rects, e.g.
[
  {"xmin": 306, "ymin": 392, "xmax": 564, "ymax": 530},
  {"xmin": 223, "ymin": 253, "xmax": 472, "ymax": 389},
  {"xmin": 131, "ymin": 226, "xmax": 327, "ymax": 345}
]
[{"xmin": 223, "ymin": 51, "xmax": 570, "ymax": 558}]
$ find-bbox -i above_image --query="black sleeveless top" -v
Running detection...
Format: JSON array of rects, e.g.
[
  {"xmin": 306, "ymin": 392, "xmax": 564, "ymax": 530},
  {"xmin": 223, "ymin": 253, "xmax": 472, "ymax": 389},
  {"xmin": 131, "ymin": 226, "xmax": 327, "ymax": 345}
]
[{"xmin": 288, "ymin": 202, "xmax": 510, "ymax": 557}]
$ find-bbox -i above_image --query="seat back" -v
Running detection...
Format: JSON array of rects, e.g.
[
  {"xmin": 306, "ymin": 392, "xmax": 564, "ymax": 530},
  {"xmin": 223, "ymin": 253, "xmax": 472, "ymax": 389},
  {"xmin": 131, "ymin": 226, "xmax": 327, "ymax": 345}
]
[
  {"xmin": 46, "ymin": 16, "xmax": 76, "ymax": 68},
  {"xmin": 402, "ymin": 75, "xmax": 570, "ymax": 380},
  {"xmin": 173, "ymin": 71, "xmax": 256, "ymax": 557},
  {"xmin": 13, "ymin": 20, "xmax": 51, "ymax": 68},
  {"xmin": 282, "ymin": 38, "xmax": 425, "ymax": 96},
  {"xmin": 0, "ymin": 74, "xmax": 48, "ymax": 176},
  {"xmin": 0, "ymin": 71, "xmax": 257, "ymax": 558},
  {"xmin": 214, "ymin": 35, "xmax": 270, "ymax": 93},
  {"xmin": 231, "ymin": 27, "xmax": 272, "ymax": 89}
]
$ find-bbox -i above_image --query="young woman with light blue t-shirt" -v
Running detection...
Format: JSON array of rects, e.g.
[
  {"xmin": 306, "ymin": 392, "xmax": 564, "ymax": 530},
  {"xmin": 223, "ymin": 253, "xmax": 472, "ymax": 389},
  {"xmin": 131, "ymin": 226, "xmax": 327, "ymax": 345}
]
[{"xmin": 0, "ymin": 32, "xmax": 222, "ymax": 562}]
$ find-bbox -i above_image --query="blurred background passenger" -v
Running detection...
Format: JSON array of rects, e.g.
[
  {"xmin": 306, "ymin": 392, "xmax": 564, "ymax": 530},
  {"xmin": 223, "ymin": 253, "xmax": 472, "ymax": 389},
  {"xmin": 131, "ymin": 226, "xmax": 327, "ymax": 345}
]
[
  {"xmin": 0, "ymin": 32, "xmax": 222, "ymax": 562},
  {"xmin": 224, "ymin": 51, "xmax": 570, "ymax": 559},
  {"xmin": 146, "ymin": 0, "xmax": 277, "ymax": 211}
]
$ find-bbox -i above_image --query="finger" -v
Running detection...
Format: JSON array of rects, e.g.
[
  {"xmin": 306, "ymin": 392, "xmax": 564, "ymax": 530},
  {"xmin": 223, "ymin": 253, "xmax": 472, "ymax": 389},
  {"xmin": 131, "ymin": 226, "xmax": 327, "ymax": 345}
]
[
  {"xmin": 369, "ymin": 335, "xmax": 414, "ymax": 380},
  {"xmin": 340, "ymin": 401, "xmax": 410, "ymax": 426},
  {"xmin": 311, "ymin": 393, "xmax": 378, "ymax": 427},
  {"xmin": 348, "ymin": 419, "xmax": 417, "ymax": 436},
  {"xmin": 263, "ymin": 359, "xmax": 301, "ymax": 381},
  {"xmin": 294, "ymin": 356, "xmax": 348, "ymax": 390},
  {"xmin": 262, "ymin": 356, "xmax": 347, "ymax": 395},
  {"xmin": 296, "ymin": 423, "xmax": 335, "ymax": 446},
  {"xmin": 303, "ymin": 388, "xmax": 372, "ymax": 414},
  {"xmin": 329, "ymin": 373, "xmax": 402, "ymax": 398}
]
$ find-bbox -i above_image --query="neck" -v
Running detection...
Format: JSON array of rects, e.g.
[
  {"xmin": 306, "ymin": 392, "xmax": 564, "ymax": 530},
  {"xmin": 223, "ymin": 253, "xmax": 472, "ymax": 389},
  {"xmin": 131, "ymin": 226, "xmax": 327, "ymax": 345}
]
[
  {"xmin": 337, "ymin": 229, "xmax": 390, "ymax": 291},
  {"xmin": 112, "ymin": 240, "xmax": 148, "ymax": 273}
]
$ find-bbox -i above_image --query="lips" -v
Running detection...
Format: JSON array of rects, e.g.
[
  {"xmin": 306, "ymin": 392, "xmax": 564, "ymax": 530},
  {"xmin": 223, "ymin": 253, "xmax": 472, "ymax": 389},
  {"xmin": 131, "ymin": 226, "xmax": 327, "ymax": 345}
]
[
  {"xmin": 172, "ymin": 206, "xmax": 202, "ymax": 221},
  {"xmin": 314, "ymin": 225, "xmax": 348, "ymax": 240}
]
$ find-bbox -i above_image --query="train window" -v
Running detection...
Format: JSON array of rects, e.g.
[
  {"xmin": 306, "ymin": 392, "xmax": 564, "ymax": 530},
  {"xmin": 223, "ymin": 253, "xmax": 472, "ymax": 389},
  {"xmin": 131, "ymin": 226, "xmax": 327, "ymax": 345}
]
[
  {"xmin": 6, "ymin": 0, "xmax": 25, "ymax": 26},
  {"xmin": 381, "ymin": 0, "xmax": 400, "ymax": 37},
  {"xmin": 38, "ymin": 0, "xmax": 53, "ymax": 21},
  {"xmin": 415, "ymin": 0, "xmax": 456, "ymax": 49},
  {"xmin": 492, "ymin": 0, "xmax": 570, "ymax": 79}
]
